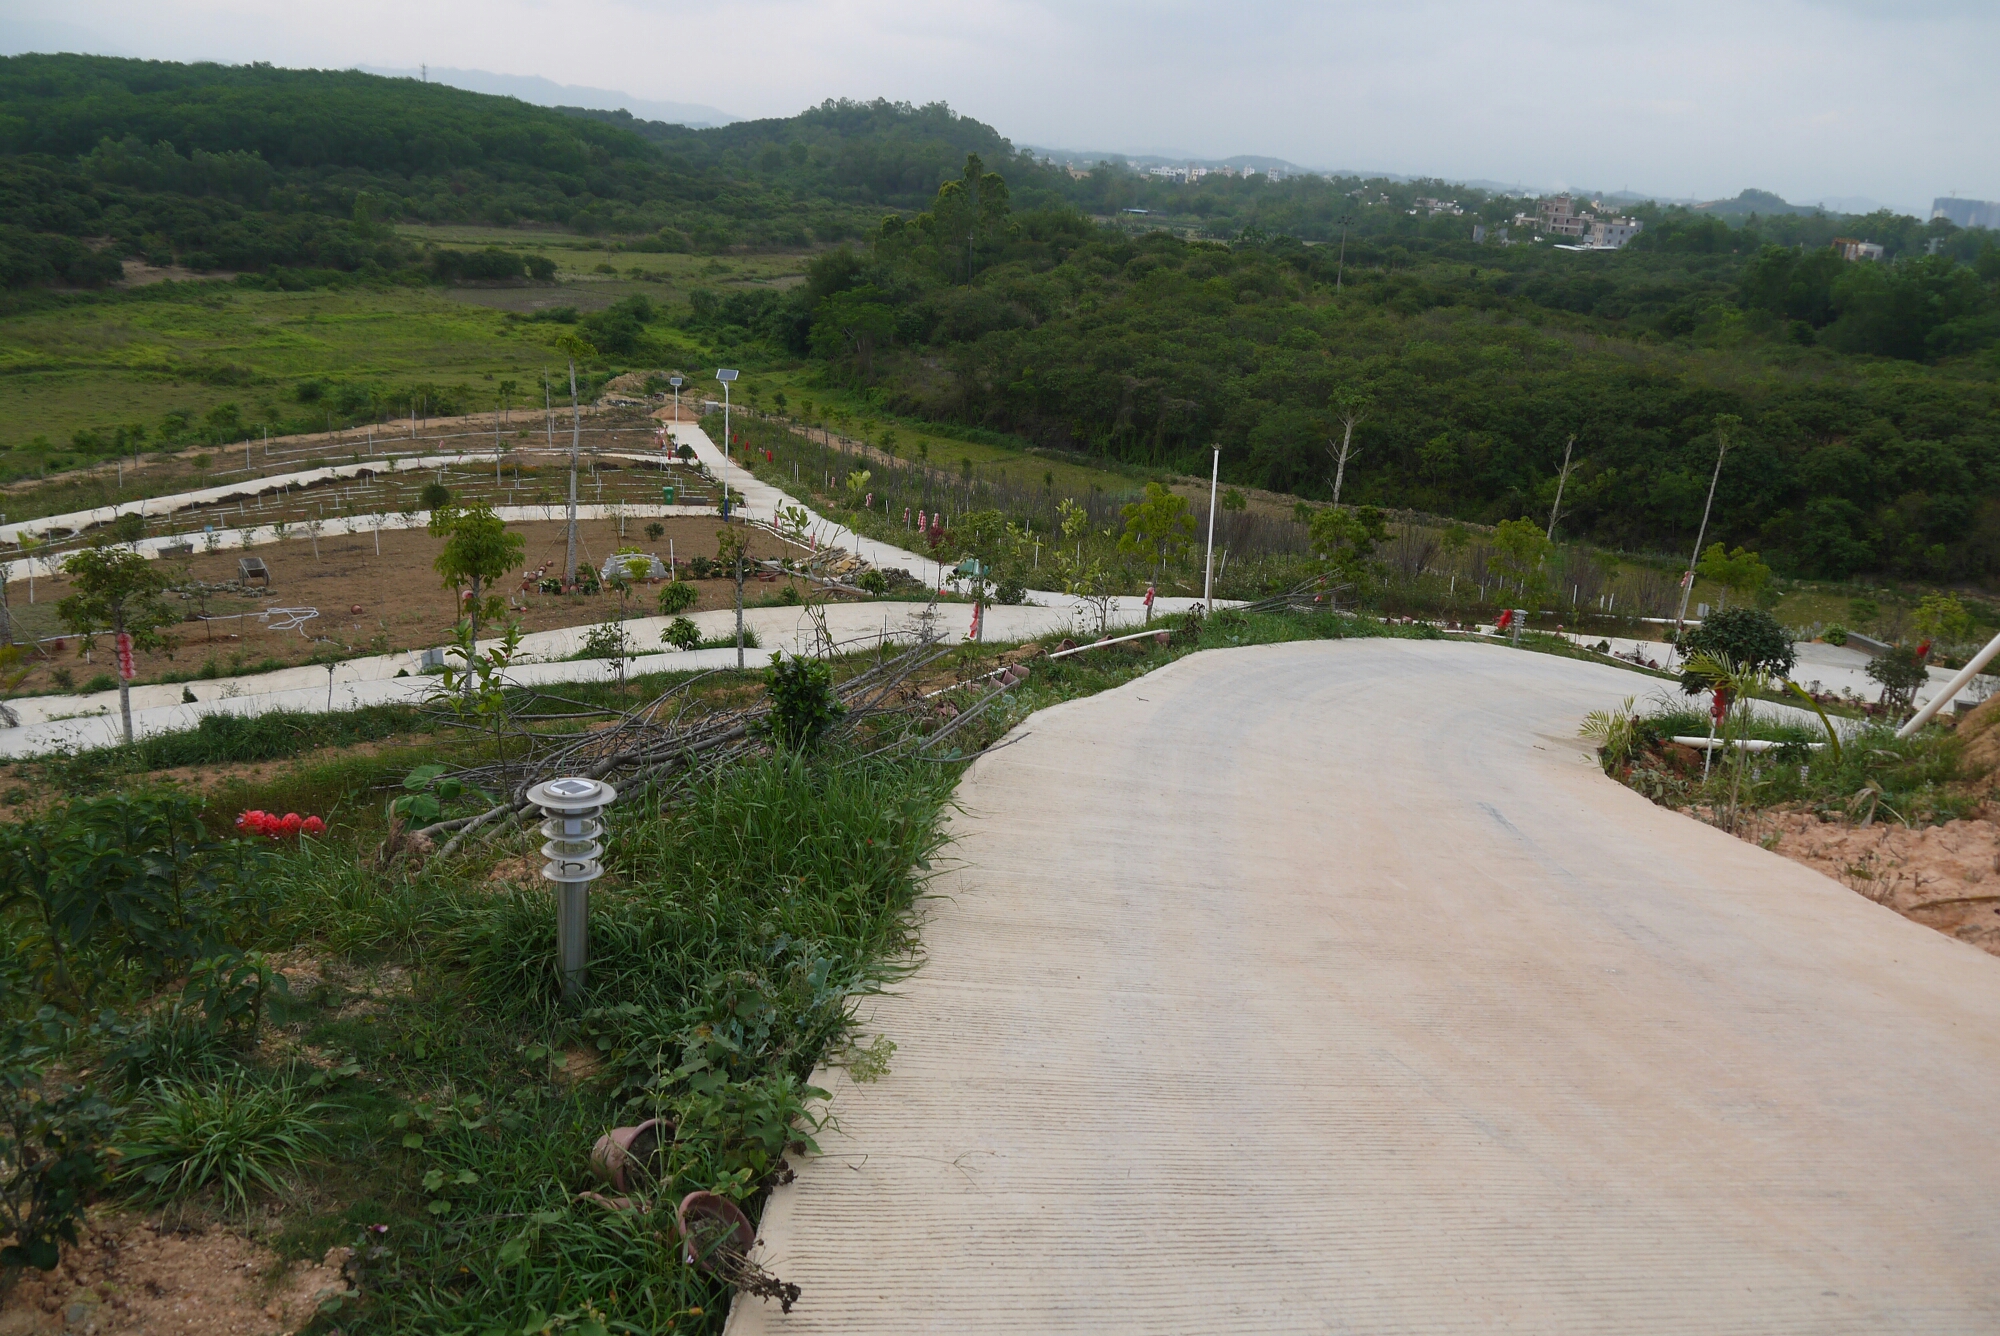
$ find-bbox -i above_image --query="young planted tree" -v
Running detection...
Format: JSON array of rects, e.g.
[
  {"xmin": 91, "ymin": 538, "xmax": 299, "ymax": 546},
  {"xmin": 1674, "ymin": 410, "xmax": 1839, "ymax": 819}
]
[
  {"xmin": 57, "ymin": 543, "xmax": 180, "ymax": 745},
  {"xmin": 1117, "ymin": 482, "xmax": 1195, "ymax": 583},
  {"xmin": 552, "ymin": 329, "xmax": 597, "ymax": 584},
  {"xmin": 1307, "ymin": 505, "xmax": 1387, "ymax": 600},
  {"xmin": 716, "ymin": 525, "xmax": 753, "ymax": 670},
  {"xmin": 429, "ymin": 503, "xmax": 526, "ymax": 682},
  {"xmin": 1489, "ymin": 518, "xmax": 1555, "ymax": 610}
]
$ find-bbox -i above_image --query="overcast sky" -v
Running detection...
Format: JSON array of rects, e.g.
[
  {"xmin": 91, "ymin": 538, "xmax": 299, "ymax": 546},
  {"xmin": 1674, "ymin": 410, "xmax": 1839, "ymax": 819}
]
[{"xmin": 6, "ymin": 0, "xmax": 1997, "ymax": 214}]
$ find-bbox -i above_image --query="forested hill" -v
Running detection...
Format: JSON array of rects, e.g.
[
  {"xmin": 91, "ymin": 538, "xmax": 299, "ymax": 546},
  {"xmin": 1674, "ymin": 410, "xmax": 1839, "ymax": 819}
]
[{"xmin": 0, "ymin": 53, "xmax": 1051, "ymax": 281}]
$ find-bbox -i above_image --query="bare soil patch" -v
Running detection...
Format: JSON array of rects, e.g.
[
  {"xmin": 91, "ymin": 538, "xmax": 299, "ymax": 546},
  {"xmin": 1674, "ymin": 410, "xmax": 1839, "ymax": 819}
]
[
  {"xmin": 0, "ymin": 1213, "xmax": 350, "ymax": 1336},
  {"xmin": 8, "ymin": 516, "xmax": 817, "ymax": 693},
  {"xmin": 1744, "ymin": 809, "xmax": 2000, "ymax": 956}
]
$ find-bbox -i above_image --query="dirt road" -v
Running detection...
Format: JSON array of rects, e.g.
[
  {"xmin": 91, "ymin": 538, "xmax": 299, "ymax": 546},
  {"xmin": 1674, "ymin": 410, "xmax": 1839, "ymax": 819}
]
[{"xmin": 730, "ymin": 639, "xmax": 2000, "ymax": 1334}]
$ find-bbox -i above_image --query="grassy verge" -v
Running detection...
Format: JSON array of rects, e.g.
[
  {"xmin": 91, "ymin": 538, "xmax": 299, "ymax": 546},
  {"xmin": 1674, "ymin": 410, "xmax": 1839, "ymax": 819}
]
[
  {"xmin": 1587, "ymin": 696, "xmax": 1972, "ymax": 827},
  {"xmin": 0, "ymin": 610, "xmax": 1493, "ymax": 1331}
]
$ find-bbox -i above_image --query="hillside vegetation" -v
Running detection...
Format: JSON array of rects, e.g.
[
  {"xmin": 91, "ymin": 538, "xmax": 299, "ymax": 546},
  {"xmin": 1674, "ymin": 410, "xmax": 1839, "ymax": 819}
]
[{"xmin": 3, "ymin": 54, "xmax": 1998, "ymax": 586}]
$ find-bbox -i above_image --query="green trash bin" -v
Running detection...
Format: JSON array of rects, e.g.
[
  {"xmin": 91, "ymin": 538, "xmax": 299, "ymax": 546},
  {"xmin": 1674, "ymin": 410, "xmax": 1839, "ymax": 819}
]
[{"xmin": 662, "ymin": 484, "xmax": 677, "ymax": 505}]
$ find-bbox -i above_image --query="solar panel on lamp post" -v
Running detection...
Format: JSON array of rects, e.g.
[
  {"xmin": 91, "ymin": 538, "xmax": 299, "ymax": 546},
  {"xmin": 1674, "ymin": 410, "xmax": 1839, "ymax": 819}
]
[
  {"xmin": 716, "ymin": 369, "xmax": 739, "ymax": 463},
  {"xmin": 669, "ymin": 375, "xmax": 683, "ymax": 424}
]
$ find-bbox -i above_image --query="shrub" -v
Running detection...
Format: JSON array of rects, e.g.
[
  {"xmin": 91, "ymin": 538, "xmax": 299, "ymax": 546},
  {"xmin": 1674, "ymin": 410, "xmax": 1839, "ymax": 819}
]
[
  {"xmin": 1822, "ymin": 623, "xmax": 1850, "ymax": 645},
  {"xmin": 857, "ymin": 570, "xmax": 888, "ymax": 596},
  {"xmin": 579, "ymin": 620, "xmax": 630, "ymax": 660},
  {"xmin": 761, "ymin": 653, "xmax": 844, "ymax": 752},
  {"xmin": 1679, "ymin": 607, "xmax": 1796, "ymax": 693},
  {"xmin": 0, "ymin": 1027, "xmax": 118, "ymax": 1276},
  {"xmin": 80, "ymin": 674, "xmax": 117, "ymax": 695},
  {"xmin": 688, "ymin": 555, "xmax": 715, "ymax": 579},
  {"xmin": 1866, "ymin": 645, "xmax": 1931, "ymax": 715},
  {"xmin": 662, "ymin": 617, "xmax": 701, "ymax": 652},
  {"xmin": 418, "ymin": 481, "xmax": 451, "ymax": 511},
  {"xmin": 0, "ymin": 793, "xmax": 276, "ymax": 1004},
  {"xmin": 658, "ymin": 581, "xmax": 698, "ymax": 616}
]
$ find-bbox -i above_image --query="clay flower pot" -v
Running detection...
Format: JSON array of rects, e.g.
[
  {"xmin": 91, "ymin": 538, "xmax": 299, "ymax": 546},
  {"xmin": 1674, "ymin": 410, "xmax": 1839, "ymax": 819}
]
[
  {"xmin": 589, "ymin": 1116, "xmax": 673, "ymax": 1193},
  {"xmin": 676, "ymin": 1191, "xmax": 755, "ymax": 1273}
]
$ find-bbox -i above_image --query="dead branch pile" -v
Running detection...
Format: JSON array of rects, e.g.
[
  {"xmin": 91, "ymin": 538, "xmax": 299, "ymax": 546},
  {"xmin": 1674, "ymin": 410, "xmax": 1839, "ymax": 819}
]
[{"xmin": 408, "ymin": 628, "xmax": 1024, "ymax": 862}]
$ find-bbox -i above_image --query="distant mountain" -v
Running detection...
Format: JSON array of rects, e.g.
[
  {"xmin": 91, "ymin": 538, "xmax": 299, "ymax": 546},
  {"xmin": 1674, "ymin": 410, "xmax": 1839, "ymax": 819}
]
[
  {"xmin": 1695, "ymin": 188, "xmax": 1841, "ymax": 218},
  {"xmin": 1024, "ymin": 145, "xmax": 1320, "ymax": 174},
  {"xmin": 357, "ymin": 65, "xmax": 736, "ymax": 128}
]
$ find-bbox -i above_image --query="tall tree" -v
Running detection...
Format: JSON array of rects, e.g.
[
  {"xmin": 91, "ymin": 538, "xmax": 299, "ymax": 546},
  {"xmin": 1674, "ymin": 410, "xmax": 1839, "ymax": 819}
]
[
  {"xmin": 552, "ymin": 330, "xmax": 596, "ymax": 584},
  {"xmin": 1327, "ymin": 387, "xmax": 1370, "ymax": 507}
]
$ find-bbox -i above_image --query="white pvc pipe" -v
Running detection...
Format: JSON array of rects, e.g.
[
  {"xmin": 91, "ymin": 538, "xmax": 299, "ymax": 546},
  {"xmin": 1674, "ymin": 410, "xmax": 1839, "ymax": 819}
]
[
  {"xmin": 1896, "ymin": 626, "xmax": 2000, "ymax": 737},
  {"xmin": 1047, "ymin": 627, "xmax": 1170, "ymax": 660},
  {"xmin": 1671, "ymin": 736, "xmax": 1825, "ymax": 754}
]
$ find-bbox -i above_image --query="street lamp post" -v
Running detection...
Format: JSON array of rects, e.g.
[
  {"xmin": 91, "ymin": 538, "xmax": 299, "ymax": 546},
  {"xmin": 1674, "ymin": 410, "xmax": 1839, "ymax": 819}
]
[
  {"xmin": 669, "ymin": 375, "xmax": 683, "ymax": 423},
  {"xmin": 716, "ymin": 369, "xmax": 739, "ymax": 462}
]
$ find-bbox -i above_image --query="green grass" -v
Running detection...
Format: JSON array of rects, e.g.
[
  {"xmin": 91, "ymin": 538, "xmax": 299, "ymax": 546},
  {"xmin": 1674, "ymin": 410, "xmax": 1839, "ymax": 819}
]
[{"xmin": 0, "ymin": 283, "xmax": 605, "ymax": 451}]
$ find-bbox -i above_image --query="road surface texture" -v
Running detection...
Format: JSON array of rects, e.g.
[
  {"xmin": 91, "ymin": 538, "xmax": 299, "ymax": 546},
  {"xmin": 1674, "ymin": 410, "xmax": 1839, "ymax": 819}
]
[{"xmin": 729, "ymin": 639, "xmax": 2000, "ymax": 1335}]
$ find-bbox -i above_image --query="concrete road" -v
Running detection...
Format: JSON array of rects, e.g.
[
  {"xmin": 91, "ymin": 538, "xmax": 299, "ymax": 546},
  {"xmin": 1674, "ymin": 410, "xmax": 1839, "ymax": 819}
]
[{"xmin": 729, "ymin": 639, "xmax": 2000, "ymax": 1335}]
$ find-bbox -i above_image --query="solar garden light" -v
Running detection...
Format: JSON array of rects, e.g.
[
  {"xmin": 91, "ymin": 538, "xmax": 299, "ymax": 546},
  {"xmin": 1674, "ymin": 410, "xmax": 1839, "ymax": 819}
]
[{"xmin": 526, "ymin": 776, "xmax": 618, "ymax": 1002}]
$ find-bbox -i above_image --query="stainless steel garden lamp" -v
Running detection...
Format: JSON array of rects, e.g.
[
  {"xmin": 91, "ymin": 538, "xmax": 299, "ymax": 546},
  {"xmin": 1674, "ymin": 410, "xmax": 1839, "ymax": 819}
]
[{"xmin": 526, "ymin": 776, "xmax": 618, "ymax": 1002}]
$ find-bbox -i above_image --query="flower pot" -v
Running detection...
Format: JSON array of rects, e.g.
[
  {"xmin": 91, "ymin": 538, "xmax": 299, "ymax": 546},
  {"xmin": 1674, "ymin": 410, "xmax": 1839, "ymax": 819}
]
[
  {"xmin": 589, "ymin": 1116, "xmax": 673, "ymax": 1193},
  {"xmin": 676, "ymin": 1191, "xmax": 755, "ymax": 1273}
]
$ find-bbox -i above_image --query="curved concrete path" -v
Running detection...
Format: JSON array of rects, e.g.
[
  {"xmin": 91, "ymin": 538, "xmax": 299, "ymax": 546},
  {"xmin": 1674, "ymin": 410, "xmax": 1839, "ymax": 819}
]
[{"xmin": 730, "ymin": 639, "xmax": 2000, "ymax": 1334}]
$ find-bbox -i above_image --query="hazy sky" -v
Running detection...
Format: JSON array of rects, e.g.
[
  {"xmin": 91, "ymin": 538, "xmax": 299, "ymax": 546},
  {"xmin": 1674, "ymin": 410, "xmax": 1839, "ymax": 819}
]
[{"xmin": 6, "ymin": 0, "xmax": 1997, "ymax": 214}]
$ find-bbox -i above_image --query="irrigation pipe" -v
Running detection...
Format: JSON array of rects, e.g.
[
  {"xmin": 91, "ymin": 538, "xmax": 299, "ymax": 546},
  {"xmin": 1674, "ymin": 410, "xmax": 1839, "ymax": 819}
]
[
  {"xmin": 1671, "ymin": 736, "xmax": 1827, "ymax": 753},
  {"xmin": 1896, "ymin": 626, "xmax": 2000, "ymax": 737},
  {"xmin": 1046, "ymin": 627, "xmax": 1170, "ymax": 660}
]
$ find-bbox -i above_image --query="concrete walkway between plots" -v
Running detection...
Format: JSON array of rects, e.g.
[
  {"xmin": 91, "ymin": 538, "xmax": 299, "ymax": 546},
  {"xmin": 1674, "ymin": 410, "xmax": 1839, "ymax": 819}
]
[{"xmin": 729, "ymin": 639, "xmax": 2000, "ymax": 1335}]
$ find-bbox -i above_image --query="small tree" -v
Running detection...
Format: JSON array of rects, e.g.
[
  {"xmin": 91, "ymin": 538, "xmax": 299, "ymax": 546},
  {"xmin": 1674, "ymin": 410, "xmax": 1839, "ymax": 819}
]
[
  {"xmin": 1695, "ymin": 543, "xmax": 1773, "ymax": 610},
  {"xmin": 1912, "ymin": 592, "xmax": 1973, "ymax": 647},
  {"xmin": 1866, "ymin": 646, "xmax": 1930, "ymax": 719},
  {"xmin": 429, "ymin": 505, "xmax": 525, "ymax": 680},
  {"xmin": 1489, "ymin": 518, "xmax": 1554, "ymax": 609},
  {"xmin": 716, "ymin": 525, "xmax": 753, "ymax": 670},
  {"xmin": 57, "ymin": 543, "xmax": 179, "ymax": 745},
  {"xmin": 1308, "ymin": 505, "xmax": 1387, "ymax": 595},
  {"xmin": 1117, "ymin": 482, "xmax": 1195, "ymax": 582}
]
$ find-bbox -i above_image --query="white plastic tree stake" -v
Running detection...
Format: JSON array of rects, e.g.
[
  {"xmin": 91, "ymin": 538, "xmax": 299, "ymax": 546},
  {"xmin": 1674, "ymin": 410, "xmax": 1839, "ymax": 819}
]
[{"xmin": 526, "ymin": 777, "xmax": 618, "ymax": 1002}]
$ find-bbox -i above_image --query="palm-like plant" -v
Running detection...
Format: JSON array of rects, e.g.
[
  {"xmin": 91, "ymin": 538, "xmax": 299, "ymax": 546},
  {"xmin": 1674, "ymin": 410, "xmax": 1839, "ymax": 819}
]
[{"xmin": 1682, "ymin": 650, "xmax": 1771, "ymax": 831}]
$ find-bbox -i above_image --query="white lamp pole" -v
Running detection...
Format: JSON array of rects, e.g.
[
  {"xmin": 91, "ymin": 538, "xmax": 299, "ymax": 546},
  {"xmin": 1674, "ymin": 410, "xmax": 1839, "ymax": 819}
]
[
  {"xmin": 716, "ymin": 368, "xmax": 739, "ymax": 462},
  {"xmin": 669, "ymin": 375, "xmax": 683, "ymax": 424},
  {"xmin": 527, "ymin": 777, "xmax": 618, "ymax": 1004},
  {"xmin": 1203, "ymin": 446, "xmax": 1220, "ymax": 613}
]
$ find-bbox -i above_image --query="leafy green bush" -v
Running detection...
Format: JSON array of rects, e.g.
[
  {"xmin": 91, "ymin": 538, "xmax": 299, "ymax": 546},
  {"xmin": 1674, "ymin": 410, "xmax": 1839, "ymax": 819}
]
[
  {"xmin": 761, "ymin": 653, "xmax": 844, "ymax": 752},
  {"xmin": 662, "ymin": 617, "xmax": 701, "ymax": 652},
  {"xmin": 118, "ymin": 1073, "xmax": 331, "ymax": 1215},
  {"xmin": 657, "ymin": 581, "xmax": 698, "ymax": 616},
  {"xmin": 1866, "ymin": 645, "xmax": 1931, "ymax": 715},
  {"xmin": 0, "ymin": 793, "xmax": 275, "ymax": 1005},
  {"xmin": 1822, "ymin": 623, "xmax": 1849, "ymax": 645},
  {"xmin": 0, "ymin": 1021, "xmax": 118, "ymax": 1276},
  {"xmin": 1679, "ymin": 608, "xmax": 1797, "ymax": 692}
]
